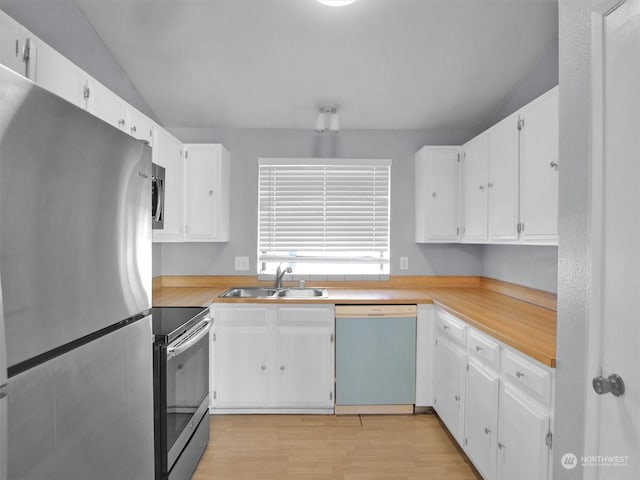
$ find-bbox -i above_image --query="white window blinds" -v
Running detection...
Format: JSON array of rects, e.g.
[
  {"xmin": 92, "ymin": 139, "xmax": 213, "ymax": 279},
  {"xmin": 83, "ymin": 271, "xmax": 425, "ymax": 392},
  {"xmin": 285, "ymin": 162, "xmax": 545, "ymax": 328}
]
[{"xmin": 258, "ymin": 158, "xmax": 391, "ymax": 274}]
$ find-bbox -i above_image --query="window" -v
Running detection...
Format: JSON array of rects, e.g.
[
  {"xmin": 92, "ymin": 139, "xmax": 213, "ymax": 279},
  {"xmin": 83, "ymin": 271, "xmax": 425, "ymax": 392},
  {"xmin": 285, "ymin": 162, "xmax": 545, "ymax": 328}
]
[{"xmin": 258, "ymin": 158, "xmax": 391, "ymax": 276}]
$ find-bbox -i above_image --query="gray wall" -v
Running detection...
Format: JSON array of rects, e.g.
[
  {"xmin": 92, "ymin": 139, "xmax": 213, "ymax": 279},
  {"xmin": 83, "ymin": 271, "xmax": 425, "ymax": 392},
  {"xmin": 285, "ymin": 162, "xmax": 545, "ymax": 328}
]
[
  {"xmin": 482, "ymin": 245, "xmax": 558, "ymax": 292},
  {"xmin": 553, "ymin": 1, "xmax": 591, "ymax": 478},
  {"xmin": 160, "ymin": 127, "xmax": 484, "ymax": 278}
]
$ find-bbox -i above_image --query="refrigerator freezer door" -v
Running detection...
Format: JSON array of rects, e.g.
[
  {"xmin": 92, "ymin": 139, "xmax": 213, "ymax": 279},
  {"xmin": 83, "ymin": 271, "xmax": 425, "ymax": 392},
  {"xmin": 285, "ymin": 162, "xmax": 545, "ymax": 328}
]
[
  {"xmin": 7, "ymin": 316, "xmax": 154, "ymax": 479},
  {"xmin": 0, "ymin": 65, "xmax": 152, "ymax": 368}
]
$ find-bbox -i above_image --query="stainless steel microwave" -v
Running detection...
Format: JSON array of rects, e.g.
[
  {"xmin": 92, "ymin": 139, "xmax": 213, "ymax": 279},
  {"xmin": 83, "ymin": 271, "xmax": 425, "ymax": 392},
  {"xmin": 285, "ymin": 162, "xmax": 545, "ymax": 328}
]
[{"xmin": 152, "ymin": 163, "xmax": 165, "ymax": 229}]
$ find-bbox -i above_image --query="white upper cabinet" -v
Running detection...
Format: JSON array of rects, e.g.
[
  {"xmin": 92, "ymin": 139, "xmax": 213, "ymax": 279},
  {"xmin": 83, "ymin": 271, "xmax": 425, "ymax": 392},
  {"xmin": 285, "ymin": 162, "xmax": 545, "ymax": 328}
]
[
  {"xmin": 152, "ymin": 128, "xmax": 185, "ymax": 243},
  {"xmin": 461, "ymin": 133, "xmax": 489, "ymax": 242},
  {"xmin": 184, "ymin": 144, "xmax": 230, "ymax": 242},
  {"xmin": 415, "ymin": 147, "xmax": 460, "ymax": 242},
  {"xmin": 31, "ymin": 36, "xmax": 86, "ymax": 109},
  {"xmin": 488, "ymin": 111, "xmax": 520, "ymax": 241},
  {"xmin": 519, "ymin": 87, "xmax": 559, "ymax": 244},
  {"xmin": 0, "ymin": 10, "xmax": 23, "ymax": 74},
  {"xmin": 85, "ymin": 76, "xmax": 128, "ymax": 132}
]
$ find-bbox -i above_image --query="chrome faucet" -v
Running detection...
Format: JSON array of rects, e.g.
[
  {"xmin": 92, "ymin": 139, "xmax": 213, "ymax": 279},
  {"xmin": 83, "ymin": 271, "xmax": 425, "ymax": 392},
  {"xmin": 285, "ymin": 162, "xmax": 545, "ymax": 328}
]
[{"xmin": 275, "ymin": 264, "xmax": 292, "ymax": 288}]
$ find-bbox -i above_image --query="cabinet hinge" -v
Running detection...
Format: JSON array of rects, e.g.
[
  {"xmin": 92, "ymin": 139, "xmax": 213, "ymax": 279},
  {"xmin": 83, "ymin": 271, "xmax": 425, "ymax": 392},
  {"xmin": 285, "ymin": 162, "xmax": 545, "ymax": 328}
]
[
  {"xmin": 517, "ymin": 118, "xmax": 524, "ymax": 131},
  {"xmin": 457, "ymin": 153, "xmax": 460, "ymax": 163},
  {"xmin": 546, "ymin": 432, "xmax": 552, "ymax": 449},
  {"xmin": 185, "ymin": 225, "xmax": 189, "ymax": 234},
  {"xmin": 83, "ymin": 84, "xmax": 91, "ymax": 100},
  {"xmin": 330, "ymin": 333, "xmax": 334, "ymax": 343},
  {"xmin": 466, "ymin": 364, "xmax": 469, "ymax": 371},
  {"xmin": 185, "ymin": 151, "xmax": 189, "ymax": 159},
  {"xmin": 433, "ymin": 397, "xmax": 437, "ymax": 406},
  {"xmin": 22, "ymin": 38, "xmax": 31, "ymax": 63},
  {"xmin": 456, "ymin": 227, "xmax": 460, "ymax": 236},
  {"xmin": 213, "ymin": 390, "xmax": 216, "ymax": 400},
  {"xmin": 15, "ymin": 39, "xmax": 19, "ymax": 57},
  {"xmin": 517, "ymin": 222, "xmax": 525, "ymax": 234},
  {"xmin": 464, "ymin": 438, "xmax": 468, "ymax": 447},
  {"xmin": 213, "ymin": 333, "xmax": 216, "ymax": 342},
  {"xmin": 330, "ymin": 391, "xmax": 333, "ymax": 401},
  {"xmin": 435, "ymin": 338, "xmax": 438, "ymax": 346}
]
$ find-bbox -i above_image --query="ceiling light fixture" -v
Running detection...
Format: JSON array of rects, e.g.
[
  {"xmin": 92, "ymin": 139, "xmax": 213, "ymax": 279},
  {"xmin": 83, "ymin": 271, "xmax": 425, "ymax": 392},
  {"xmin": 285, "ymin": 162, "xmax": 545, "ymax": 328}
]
[
  {"xmin": 315, "ymin": 104, "xmax": 340, "ymax": 133},
  {"xmin": 317, "ymin": 0, "xmax": 357, "ymax": 7}
]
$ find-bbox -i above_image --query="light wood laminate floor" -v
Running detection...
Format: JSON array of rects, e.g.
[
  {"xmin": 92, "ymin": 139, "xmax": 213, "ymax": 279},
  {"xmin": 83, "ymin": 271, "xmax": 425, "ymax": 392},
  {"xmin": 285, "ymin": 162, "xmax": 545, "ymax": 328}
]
[{"xmin": 193, "ymin": 414, "xmax": 481, "ymax": 480}]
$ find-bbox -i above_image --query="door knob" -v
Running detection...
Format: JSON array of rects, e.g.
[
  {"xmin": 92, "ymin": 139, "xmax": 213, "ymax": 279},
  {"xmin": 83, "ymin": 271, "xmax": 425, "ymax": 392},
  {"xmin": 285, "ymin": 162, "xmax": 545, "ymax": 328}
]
[{"xmin": 592, "ymin": 373, "xmax": 625, "ymax": 397}]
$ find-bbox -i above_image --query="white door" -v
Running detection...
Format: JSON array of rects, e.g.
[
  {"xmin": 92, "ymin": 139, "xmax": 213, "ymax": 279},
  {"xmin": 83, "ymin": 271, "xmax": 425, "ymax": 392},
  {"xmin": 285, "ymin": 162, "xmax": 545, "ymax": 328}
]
[
  {"xmin": 497, "ymin": 383, "xmax": 550, "ymax": 480},
  {"xmin": 212, "ymin": 307, "xmax": 271, "ymax": 408},
  {"xmin": 153, "ymin": 129, "xmax": 185, "ymax": 242},
  {"xmin": 85, "ymin": 77, "xmax": 128, "ymax": 131},
  {"xmin": 519, "ymin": 87, "xmax": 559, "ymax": 243},
  {"xmin": 433, "ymin": 336, "xmax": 466, "ymax": 444},
  {"xmin": 464, "ymin": 359, "xmax": 499, "ymax": 480},
  {"xmin": 461, "ymin": 133, "xmax": 489, "ymax": 242},
  {"xmin": 585, "ymin": 1, "xmax": 640, "ymax": 478},
  {"xmin": 488, "ymin": 112, "xmax": 520, "ymax": 242},
  {"xmin": 184, "ymin": 144, "xmax": 220, "ymax": 241},
  {"xmin": 274, "ymin": 306, "xmax": 334, "ymax": 408},
  {"xmin": 421, "ymin": 148, "xmax": 460, "ymax": 241}
]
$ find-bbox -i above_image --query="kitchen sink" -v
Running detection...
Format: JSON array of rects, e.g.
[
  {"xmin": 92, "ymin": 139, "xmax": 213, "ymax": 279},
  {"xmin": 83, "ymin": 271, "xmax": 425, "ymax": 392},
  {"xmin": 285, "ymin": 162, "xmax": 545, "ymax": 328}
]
[
  {"xmin": 219, "ymin": 287, "xmax": 328, "ymax": 299},
  {"xmin": 276, "ymin": 288, "xmax": 328, "ymax": 298},
  {"xmin": 219, "ymin": 287, "xmax": 279, "ymax": 298}
]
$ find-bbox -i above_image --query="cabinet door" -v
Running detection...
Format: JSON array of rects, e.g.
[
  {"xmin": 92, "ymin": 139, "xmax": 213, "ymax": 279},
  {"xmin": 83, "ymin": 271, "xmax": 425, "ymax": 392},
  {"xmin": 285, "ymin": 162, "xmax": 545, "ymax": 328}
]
[
  {"xmin": 212, "ymin": 306, "xmax": 271, "ymax": 408},
  {"xmin": 128, "ymin": 107, "xmax": 154, "ymax": 146},
  {"xmin": 415, "ymin": 147, "xmax": 459, "ymax": 242},
  {"xmin": 433, "ymin": 336, "xmax": 466, "ymax": 444},
  {"xmin": 33, "ymin": 38, "xmax": 85, "ymax": 108},
  {"xmin": 488, "ymin": 112, "xmax": 520, "ymax": 241},
  {"xmin": 464, "ymin": 360, "xmax": 499, "ymax": 480},
  {"xmin": 497, "ymin": 383, "xmax": 550, "ymax": 480},
  {"xmin": 519, "ymin": 87, "xmax": 559, "ymax": 244},
  {"xmin": 85, "ymin": 76, "xmax": 128, "ymax": 131},
  {"xmin": 461, "ymin": 133, "xmax": 489, "ymax": 242},
  {"xmin": 0, "ymin": 11, "xmax": 22, "ymax": 74},
  {"xmin": 274, "ymin": 306, "xmax": 334, "ymax": 408},
  {"xmin": 153, "ymin": 129, "xmax": 185, "ymax": 242},
  {"xmin": 184, "ymin": 144, "xmax": 230, "ymax": 242}
]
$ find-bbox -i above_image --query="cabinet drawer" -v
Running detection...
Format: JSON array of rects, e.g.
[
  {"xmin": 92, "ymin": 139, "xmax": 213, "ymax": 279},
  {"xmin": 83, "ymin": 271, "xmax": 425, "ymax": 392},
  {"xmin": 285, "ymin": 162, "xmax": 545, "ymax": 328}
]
[
  {"xmin": 467, "ymin": 329, "xmax": 500, "ymax": 370},
  {"xmin": 436, "ymin": 309, "xmax": 466, "ymax": 347},
  {"xmin": 503, "ymin": 349, "xmax": 552, "ymax": 406}
]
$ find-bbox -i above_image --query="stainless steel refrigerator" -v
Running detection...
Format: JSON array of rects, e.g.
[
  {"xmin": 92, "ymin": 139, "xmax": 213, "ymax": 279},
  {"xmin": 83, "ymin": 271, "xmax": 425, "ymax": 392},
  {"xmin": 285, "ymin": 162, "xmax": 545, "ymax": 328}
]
[{"xmin": 0, "ymin": 65, "xmax": 154, "ymax": 479}]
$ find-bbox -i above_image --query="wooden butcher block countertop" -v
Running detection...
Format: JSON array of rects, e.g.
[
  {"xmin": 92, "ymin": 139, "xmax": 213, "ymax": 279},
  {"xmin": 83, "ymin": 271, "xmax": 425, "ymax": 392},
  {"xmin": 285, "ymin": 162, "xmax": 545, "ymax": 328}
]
[{"xmin": 152, "ymin": 275, "xmax": 556, "ymax": 367}]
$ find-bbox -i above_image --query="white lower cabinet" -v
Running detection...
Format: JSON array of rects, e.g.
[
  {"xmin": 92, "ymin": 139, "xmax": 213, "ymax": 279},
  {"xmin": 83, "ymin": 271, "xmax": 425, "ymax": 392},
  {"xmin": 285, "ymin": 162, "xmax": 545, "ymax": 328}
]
[
  {"xmin": 211, "ymin": 304, "xmax": 335, "ymax": 413},
  {"xmin": 497, "ymin": 382, "xmax": 551, "ymax": 480},
  {"xmin": 464, "ymin": 359, "xmax": 499, "ymax": 480},
  {"xmin": 433, "ymin": 309, "xmax": 554, "ymax": 480},
  {"xmin": 212, "ymin": 306, "xmax": 271, "ymax": 409},
  {"xmin": 433, "ymin": 335, "xmax": 466, "ymax": 444}
]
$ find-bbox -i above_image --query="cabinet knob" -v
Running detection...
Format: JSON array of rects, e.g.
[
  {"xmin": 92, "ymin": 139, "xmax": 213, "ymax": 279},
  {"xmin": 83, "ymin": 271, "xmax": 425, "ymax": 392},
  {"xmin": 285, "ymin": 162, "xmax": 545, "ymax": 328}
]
[
  {"xmin": 280, "ymin": 365, "xmax": 285, "ymax": 371},
  {"xmin": 550, "ymin": 161, "xmax": 559, "ymax": 171},
  {"xmin": 515, "ymin": 370, "xmax": 525, "ymax": 378},
  {"xmin": 498, "ymin": 442, "xmax": 506, "ymax": 450},
  {"xmin": 261, "ymin": 365, "xmax": 266, "ymax": 371},
  {"xmin": 475, "ymin": 345, "xmax": 483, "ymax": 351},
  {"xmin": 131, "ymin": 125, "xmax": 137, "ymax": 133},
  {"xmin": 484, "ymin": 427, "xmax": 491, "ymax": 435},
  {"xmin": 487, "ymin": 182, "xmax": 494, "ymax": 188},
  {"xmin": 118, "ymin": 118, "xmax": 126, "ymax": 126},
  {"xmin": 209, "ymin": 190, "xmax": 214, "ymax": 196},
  {"xmin": 479, "ymin": 185, "xmax": 485, "ymax": 191},
  {"xmin": 432, "ymin": 192, "xmax": 437, "ymax": 198},
  {"xmin": 454, "ymin": 394, "xmax": 460, "ymax": 401}
]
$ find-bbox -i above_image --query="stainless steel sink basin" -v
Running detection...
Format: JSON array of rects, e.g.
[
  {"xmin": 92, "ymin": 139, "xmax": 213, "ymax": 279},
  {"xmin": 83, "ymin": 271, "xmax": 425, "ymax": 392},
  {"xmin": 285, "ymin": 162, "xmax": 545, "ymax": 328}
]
[
  {"xmin": 219, "ymin": 287, "xmax": 278, "ymax": 298},
  {"xmin": 276, "ymin": 288, "xmax": 328, "ymax": 298},
  {"xmin": 219, "ymin": 287, "xmax": 328, "ymax": 299}
]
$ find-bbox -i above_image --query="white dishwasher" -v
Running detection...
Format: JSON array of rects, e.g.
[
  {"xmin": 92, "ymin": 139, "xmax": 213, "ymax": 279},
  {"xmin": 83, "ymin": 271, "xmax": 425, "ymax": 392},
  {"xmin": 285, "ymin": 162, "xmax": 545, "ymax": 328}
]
[{"xmin": 335, "ymin": 305, "xmax": 417, "ymax": 415}]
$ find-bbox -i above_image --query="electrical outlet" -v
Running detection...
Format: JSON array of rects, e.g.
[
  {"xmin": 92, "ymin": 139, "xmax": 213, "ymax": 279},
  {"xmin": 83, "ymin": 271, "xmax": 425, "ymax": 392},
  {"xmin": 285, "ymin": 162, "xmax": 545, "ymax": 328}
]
[
  {"xmin": 400, "ymin": 257, "xmax": 409, "ymax": 270},
  {"xmin": 235, "ymin": 256, "xmax": 250, "ymax": 271}
]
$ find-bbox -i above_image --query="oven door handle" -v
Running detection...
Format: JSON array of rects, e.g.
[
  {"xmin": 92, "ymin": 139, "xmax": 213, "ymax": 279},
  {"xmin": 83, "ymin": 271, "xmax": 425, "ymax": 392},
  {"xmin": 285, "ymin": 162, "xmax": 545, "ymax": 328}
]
[{"xmin": 166, "ymin": 318, "xmax": 212, "ymax": 358}]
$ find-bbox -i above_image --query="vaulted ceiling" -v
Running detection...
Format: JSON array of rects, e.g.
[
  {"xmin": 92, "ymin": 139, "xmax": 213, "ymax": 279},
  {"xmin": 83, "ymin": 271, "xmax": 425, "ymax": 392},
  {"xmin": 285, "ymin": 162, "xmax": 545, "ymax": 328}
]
[{"xmin": 71, "ymin": 0, "xmax": 557, "ymax": 130}]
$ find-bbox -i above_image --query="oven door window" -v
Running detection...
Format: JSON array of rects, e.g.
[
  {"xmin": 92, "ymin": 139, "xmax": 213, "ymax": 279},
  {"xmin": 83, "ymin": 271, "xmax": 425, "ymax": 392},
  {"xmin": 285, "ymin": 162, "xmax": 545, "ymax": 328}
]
[{"xmin": 164, "ymin": 332, "xmax": 208, "ymax": 453}]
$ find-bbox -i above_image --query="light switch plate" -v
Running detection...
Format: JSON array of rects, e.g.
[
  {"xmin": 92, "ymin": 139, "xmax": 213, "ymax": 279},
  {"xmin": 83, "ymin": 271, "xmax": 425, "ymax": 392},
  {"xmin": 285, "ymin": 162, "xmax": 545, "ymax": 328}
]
[
  {"xmin": 235, "ymin": 256, "xmax": 250, "ymax": 271},
  {"xmin": 400, "ymin": 257, "xmax": 409, "ymax": 270}
]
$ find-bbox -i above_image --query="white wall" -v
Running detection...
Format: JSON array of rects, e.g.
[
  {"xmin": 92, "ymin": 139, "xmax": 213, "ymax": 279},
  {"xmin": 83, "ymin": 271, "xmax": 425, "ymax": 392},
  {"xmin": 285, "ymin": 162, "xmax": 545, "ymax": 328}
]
[{"xmin": 553, "ymin": 1, "xmax": 591, "ymax": 478}]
